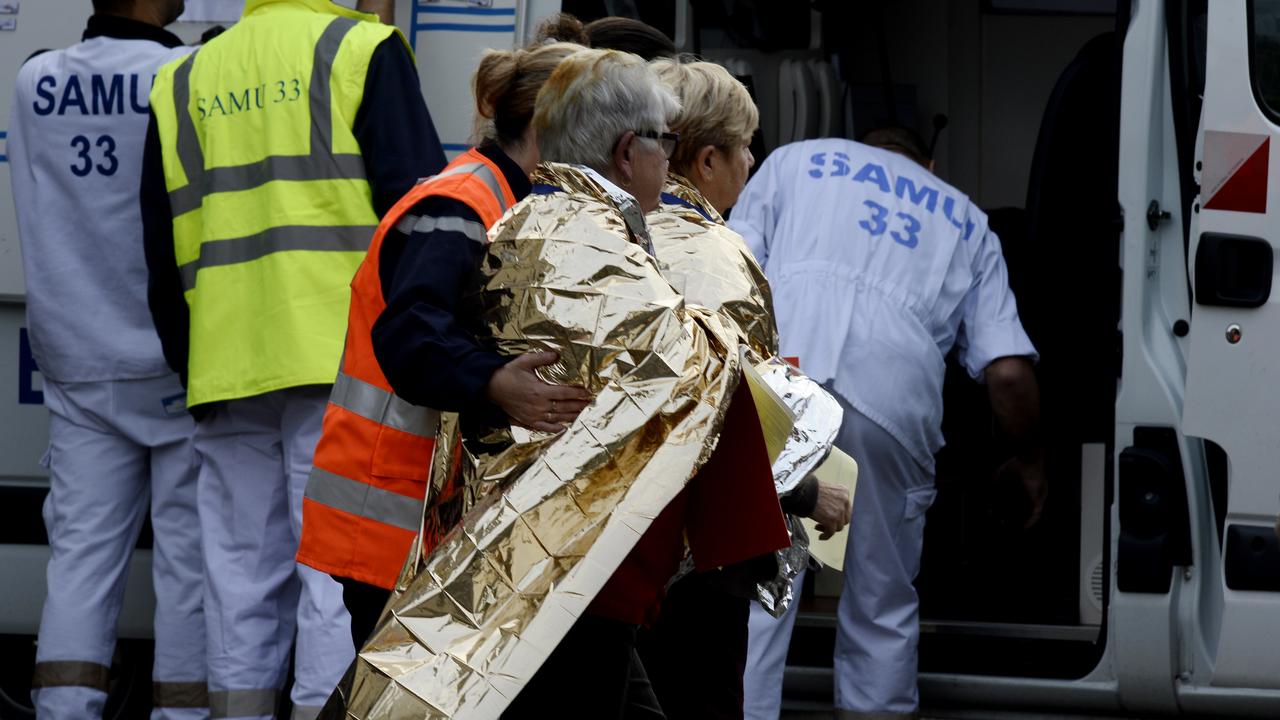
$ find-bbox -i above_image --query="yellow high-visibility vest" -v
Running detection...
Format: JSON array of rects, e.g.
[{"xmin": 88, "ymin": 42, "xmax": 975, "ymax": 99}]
[{"xmin": 150, "ymin": 0, "xmax": 404, "ymax": 407}]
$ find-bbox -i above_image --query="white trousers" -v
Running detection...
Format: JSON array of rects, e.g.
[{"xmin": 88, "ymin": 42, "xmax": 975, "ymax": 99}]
[
  {"xmin": 743, "ymin": 565, "xmax": 805, "ymax": 720},
  {"xmin": 743, "ymin": 404, "xmax": 935, "ymax": 719},
  {"xmin": 33, "ymin": 375, "xmax": 206, "ymax": 720},
  {"xmin": 194, "ymin": 387, "xmax": 353, "ymax": 720}
]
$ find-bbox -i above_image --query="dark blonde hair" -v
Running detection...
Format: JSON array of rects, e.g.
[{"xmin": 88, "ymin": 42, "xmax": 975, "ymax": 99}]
[
  {"xmin": 472, "ymin": 42, "xmax": 583, "ymax": 147},
  {"xmin": 650, "ymin": 58, "xmax": 759, "ymax": 176}
]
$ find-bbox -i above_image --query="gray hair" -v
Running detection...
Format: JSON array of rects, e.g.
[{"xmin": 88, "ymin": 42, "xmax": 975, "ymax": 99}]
[{"xmin": 533, "ymin": 48, "xmax": 680, "ymax": 173}]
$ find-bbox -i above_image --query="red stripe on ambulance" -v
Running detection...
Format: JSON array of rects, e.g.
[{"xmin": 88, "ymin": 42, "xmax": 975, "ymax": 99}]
[{"xmin": 1203, "ymin": 131, "xmax": 1270, "ymax": 213}]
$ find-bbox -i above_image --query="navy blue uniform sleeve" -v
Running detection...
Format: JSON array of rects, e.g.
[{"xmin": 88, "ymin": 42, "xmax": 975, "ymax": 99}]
[
  {"xmin": 372, "ymin": 197, "xmax": 508, "ymax": 417},
  {"xmin": 355, "ymin": 36, "xmax": 447, "ymax": 217},
  {"xmin": 140, "ymin": 112, "xmax": 191, "ymax": 388},
  {"xmin": 778, "ymin": 475, "xmax": 819, "ymax": 517}
]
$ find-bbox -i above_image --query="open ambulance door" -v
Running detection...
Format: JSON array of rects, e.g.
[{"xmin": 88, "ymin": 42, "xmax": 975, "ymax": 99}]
[{"xmin": 1175, "ymin": 0, "xmax": 1280, "ymax": 714}]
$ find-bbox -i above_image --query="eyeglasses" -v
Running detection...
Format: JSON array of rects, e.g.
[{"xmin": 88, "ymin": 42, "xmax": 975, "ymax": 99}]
[{"xmin": 633, "ymin": 130, "xmax": 680, "ymax": 159}]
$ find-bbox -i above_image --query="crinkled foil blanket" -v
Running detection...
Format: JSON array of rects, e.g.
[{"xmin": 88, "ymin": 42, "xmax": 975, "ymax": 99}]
[
  {"xmin": 323, "ymin": 163, "xmax": 743, "ymax": 719},
  {"xmin": 648, "ymin": 175, "xmax": 842, "ymax": 616}
]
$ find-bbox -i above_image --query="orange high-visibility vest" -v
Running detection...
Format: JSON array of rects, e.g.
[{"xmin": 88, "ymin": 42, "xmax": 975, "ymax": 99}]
[{"xmin": 297, "ymin": 148, "xmax": 516, "ymax": 589}]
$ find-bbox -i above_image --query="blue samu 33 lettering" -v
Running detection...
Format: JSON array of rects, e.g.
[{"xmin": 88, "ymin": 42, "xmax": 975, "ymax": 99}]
[
  {"xmin": 32, "ymin": 73, "xmax": 154, "ymax": 116},
  {"xmin": 809, "ymin": 152, "xmax": 976, "ymax": 241}
]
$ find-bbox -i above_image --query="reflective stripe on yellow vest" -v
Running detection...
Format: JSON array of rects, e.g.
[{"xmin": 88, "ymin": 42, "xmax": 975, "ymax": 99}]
[{"xmin": 150, "ymin": 2, "xmax": 399, "ymax": 406}]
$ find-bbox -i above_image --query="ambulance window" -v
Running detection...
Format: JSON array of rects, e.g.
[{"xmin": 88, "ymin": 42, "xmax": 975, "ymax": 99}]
[{"xmin": 1251, "ymin": 0, "xmax": 1280, "ymax": 118}]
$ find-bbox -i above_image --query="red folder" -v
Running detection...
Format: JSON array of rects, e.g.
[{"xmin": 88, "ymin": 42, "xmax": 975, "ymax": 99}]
[{"xmin": 685, "ymin": 376, "xmax": 791, "ymax": 570}]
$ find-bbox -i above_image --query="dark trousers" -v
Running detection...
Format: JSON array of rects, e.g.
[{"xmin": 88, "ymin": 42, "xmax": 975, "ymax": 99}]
[
  {"xmin": 335, "ymin": 576, "xmax": 391, "ymax": 650},
  {"xmin": 637, "ymin": 571, "xmax": 751, "ymax": 719},
  {"xmin": 503, "ymin": 614, "xmax": 665, "ymax": 719}
]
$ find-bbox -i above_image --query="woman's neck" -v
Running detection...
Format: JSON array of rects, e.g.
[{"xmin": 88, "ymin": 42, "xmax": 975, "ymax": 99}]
[{"xmin": 500, "ymin": 140, "xmax": 539, "ymax": 178}]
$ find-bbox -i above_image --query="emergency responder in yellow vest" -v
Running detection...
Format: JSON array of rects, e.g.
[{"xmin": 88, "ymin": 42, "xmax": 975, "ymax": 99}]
[{"xmin": 140, "ymin": 1, "xmax": 445, "ymax": 717}]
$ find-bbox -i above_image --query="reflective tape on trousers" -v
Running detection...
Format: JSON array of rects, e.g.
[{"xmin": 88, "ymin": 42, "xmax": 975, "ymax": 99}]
[
  {"xmin": 305, "ymin": 466, "xmax": 425, "ymax": 532},
  {"xmin": 291, "ymin": 703, "xmax": 322, "ymax": 720},
  {"xmin": 153, "ymin": 681, "xmax": 210, "ymax": 709},
  {"xmin": 208, "ymin": 688, "xmax": 279, "ymax": 718},
  {"xmin": 31, "ymin": 661, "xmax": 109, "ymax": 691}
]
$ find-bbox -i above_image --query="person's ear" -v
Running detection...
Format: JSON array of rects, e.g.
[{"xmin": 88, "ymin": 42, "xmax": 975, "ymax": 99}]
[
  {"xmin": 612, "ymin": 130, "xmax": 637, "ymax": 186},
  {"xmin": 695, "ymin": 145, "xmax": 717, "ymax": 184}
]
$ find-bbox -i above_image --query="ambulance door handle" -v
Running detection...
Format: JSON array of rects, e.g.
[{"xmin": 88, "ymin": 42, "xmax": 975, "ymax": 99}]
[
  {"xmin": 1194, "ymin": 233, "xmax": 1273, "ymax": 308},
  {"xmin": 1146, "ymin": 199, "xmax": 1171, "ymax": 231}
]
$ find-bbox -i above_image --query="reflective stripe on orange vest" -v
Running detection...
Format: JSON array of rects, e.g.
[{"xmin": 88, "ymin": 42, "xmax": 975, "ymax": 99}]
[
  {"xmin": 297, "ymin": 148, "xmax": 516, "ymax": 589},
  {"xmin": 329, "ymin": 370, "xmax": 438, "ymax": 438},
  {"xmin": 306, "ymin": 466, "xmax": 424, "ymax": 532}
]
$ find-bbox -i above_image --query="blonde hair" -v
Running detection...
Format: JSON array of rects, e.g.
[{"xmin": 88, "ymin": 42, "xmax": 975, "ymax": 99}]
[
  {"xmin": 650, "ymin": 58, "xmax": 759, "ymax": 176},
  {"xmin": 533, "ymin": 48, "xmax": 680, "ymax": 172},
  {"xmin": 472, "ymin": 42, "xmax": 584, "ymax": 147}
]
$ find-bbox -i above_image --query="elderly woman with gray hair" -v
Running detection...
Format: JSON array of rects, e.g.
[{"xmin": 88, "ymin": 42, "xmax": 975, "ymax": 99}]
[{"xmin": 330, "ymin": 49, "xmax": 789, "ymax": 720}]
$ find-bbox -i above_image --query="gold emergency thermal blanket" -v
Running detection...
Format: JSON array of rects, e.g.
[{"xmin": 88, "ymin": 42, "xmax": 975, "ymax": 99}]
[
  {"xmin": 648, "ymin": 174, "xmax": 844, "ymax": 616},
  {"xmin": 324, "ymin": 163, "xmax": 748, "ymax": 719}
]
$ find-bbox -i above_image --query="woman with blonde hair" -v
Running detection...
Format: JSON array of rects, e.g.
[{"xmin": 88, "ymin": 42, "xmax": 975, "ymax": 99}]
[
  {"xmin": 639, "ymin": 58, "xmax": 854, "ymax": 718},
  {"xmin": 296, "ymin": 40, "xmax": 590, "ymax": 650}
]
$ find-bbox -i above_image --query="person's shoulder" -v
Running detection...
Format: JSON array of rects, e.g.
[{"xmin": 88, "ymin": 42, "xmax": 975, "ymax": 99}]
[
  {"xmin": 349, "ymin": 14, "xmax": 403, "ymax": 46},
  {"xmin": 790, "ymin": 137, "xmax": 860, "ymax": 153},
  {"xmin": 775, "ymin": 137, "xmax": 869, "ymax": 162},
  {"xmin": 16, "ymin": 47, "xmax": 58, "ymax": 79},
  {"xmin": 12, "ymin": 48, "xmax": 61, "ymax": 108},
  {"xmin": 408, "ymin": 192, "xmax": 480, "ymax": 221},
  {"xmin": 761, "ymin": 138, "xmax": 833, "ymax": 168},
  {"xmin": 158, "ymin": 44, "xmax": 197, "ymax": 64},
  {"xmin": 853, "ymin": 142, "xmax": 988, "ymax": 224},
  {"xmin": 762, "ymin": 137, "xmax": 899, "ymax": 181}
]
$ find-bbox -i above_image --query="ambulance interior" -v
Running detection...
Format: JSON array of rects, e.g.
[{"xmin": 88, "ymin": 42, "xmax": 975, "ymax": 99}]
[{"xmin": 561, "ymin": 0, "xmax": 1211, "ymax": 708}]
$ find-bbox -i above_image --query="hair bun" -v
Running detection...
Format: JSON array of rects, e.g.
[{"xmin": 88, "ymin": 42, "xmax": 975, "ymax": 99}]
[{"xmin": 534, "ymin": 12, "xmax": 588, "ymax": 46}]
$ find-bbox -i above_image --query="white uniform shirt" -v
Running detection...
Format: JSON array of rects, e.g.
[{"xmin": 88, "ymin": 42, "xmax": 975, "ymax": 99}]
[
  {"xmin": 9, "ymin": 34, "xmax": 191, "ymax": 382},
  {"xmin": 730, "ymin": 139, "xmax": 1036, "ymax": 472}
]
